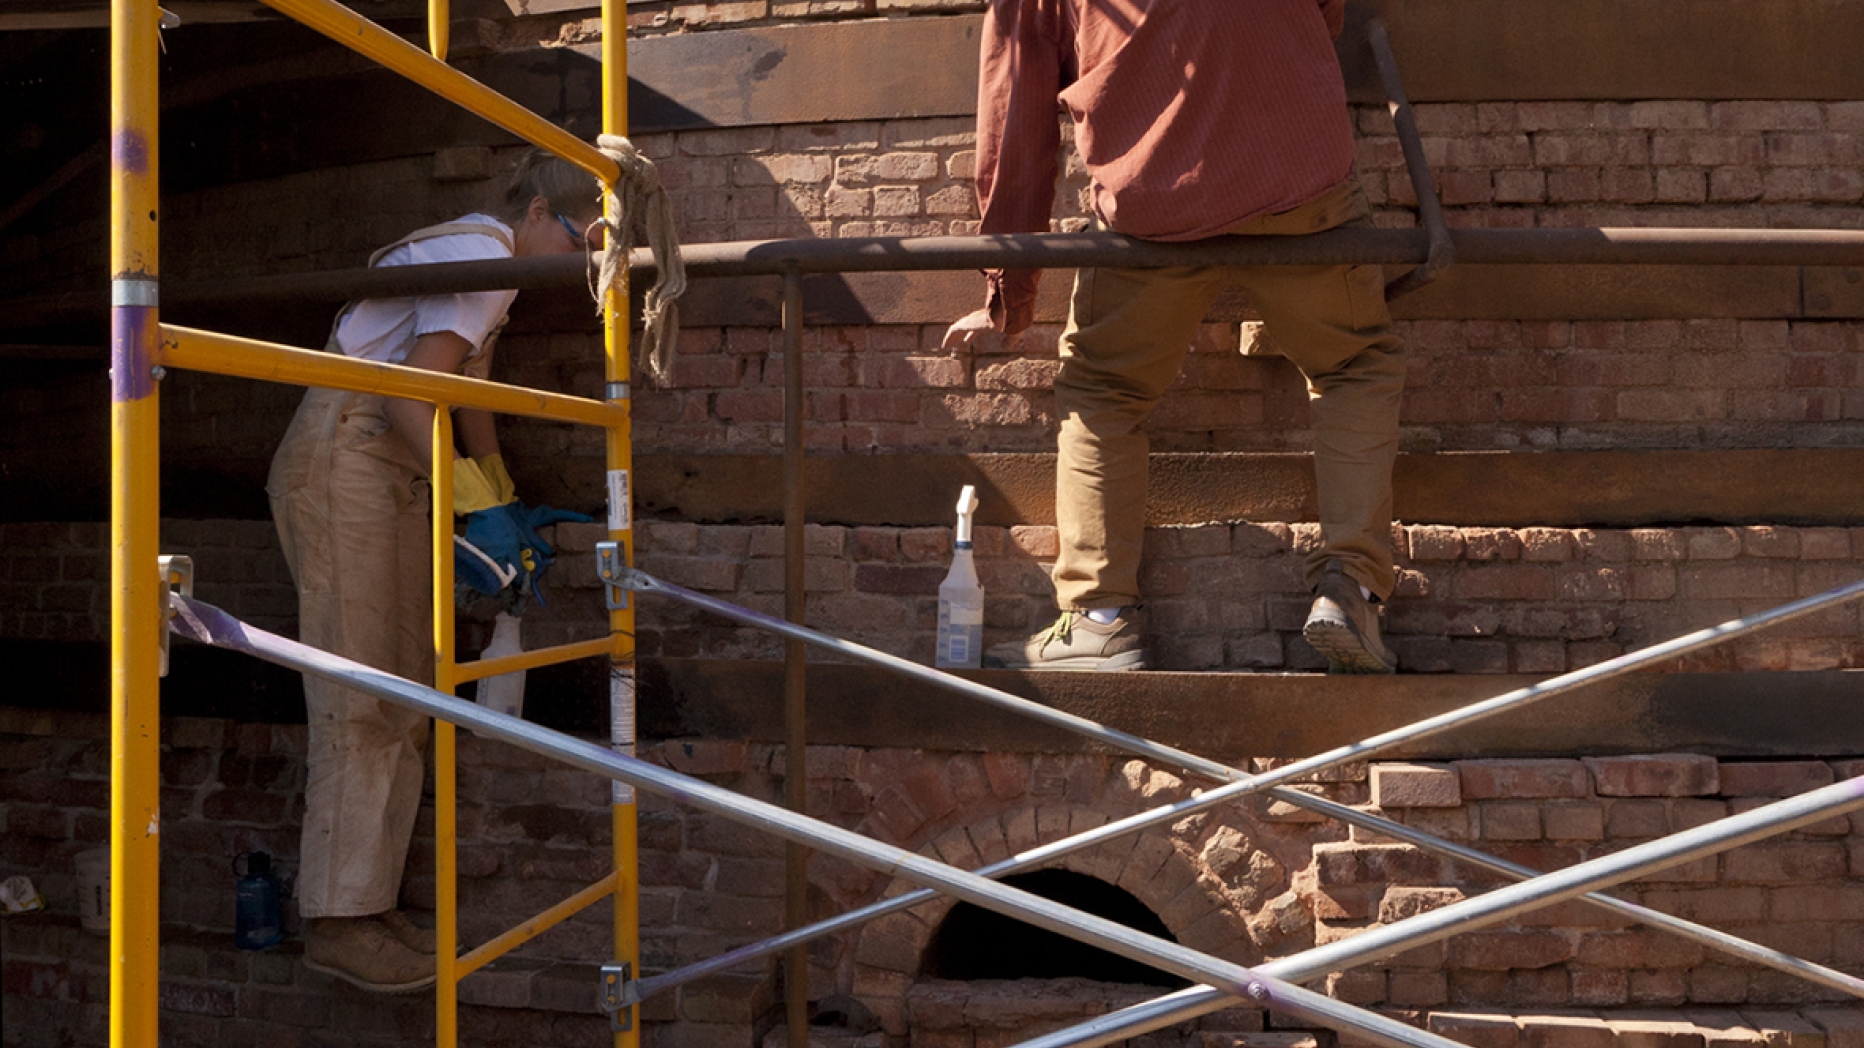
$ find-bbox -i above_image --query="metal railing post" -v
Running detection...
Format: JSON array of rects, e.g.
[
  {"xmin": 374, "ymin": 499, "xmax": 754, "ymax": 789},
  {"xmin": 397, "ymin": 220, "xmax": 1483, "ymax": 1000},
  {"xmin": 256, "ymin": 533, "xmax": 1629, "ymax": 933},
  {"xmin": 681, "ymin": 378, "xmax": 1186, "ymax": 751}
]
[
  {"xmin": 109, "ymin": 0, "xmax": 164, "ymax": 1045},
  {"xmin": 781, "ymin": 265, "xmax": 811, "ymax": 1048},
  {"xmin": 1369, "ymin": 19, "xmax": 1455, "ymax": 298},
  {"xmin": 602, "ymin": 6, "xmax": 644, "ymax": 1042}
]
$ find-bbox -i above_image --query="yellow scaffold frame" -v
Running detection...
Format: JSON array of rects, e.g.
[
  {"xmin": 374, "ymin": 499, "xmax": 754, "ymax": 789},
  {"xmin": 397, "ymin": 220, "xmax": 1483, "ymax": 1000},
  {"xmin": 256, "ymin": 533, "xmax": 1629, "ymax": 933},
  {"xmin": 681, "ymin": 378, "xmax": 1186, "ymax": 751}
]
[{"xmin": 108, "ymin": 1, "xmax": 642, "ymax": 1046}]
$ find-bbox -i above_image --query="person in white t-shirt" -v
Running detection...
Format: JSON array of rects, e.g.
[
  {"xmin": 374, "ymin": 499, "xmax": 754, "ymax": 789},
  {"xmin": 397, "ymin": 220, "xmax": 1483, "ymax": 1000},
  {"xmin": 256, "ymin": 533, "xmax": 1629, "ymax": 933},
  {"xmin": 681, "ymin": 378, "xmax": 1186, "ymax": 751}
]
[{"xmin": 267, "ymin": 150, "xmax": 602, "ymax": 993}]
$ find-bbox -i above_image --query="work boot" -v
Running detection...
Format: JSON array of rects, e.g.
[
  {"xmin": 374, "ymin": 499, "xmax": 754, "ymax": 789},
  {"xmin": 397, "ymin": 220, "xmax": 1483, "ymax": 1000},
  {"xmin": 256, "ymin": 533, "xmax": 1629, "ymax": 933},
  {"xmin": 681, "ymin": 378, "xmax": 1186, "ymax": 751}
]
[
  {"xmin": 379, "ymin": 909, "xmax": 437, "ymax": 955},
  {"xmin": 982, "ymin": 609, "xmax": 1148, "ymax": 671},
  {"xmin": 1302, "ymin": 561, "xmax": 1397, "ymax": 674},
  {"xmin": 303, "ymin": 916, "xmax": 437, "ymax": 993}
]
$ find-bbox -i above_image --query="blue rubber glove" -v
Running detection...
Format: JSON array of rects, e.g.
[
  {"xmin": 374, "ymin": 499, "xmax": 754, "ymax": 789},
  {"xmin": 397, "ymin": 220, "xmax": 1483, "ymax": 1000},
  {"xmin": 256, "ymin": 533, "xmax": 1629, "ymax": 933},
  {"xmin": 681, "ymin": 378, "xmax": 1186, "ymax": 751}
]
[
  {"xmin": 501, "ymin": 502, "xmax": 596, "ymax": 562},
  {"xmin": 499, "ymin": 502, "xmax": 594, "ymax": 605},
  {"xmin": 455, "ymin": 507, "xmax": 528, "ymax": 597}
]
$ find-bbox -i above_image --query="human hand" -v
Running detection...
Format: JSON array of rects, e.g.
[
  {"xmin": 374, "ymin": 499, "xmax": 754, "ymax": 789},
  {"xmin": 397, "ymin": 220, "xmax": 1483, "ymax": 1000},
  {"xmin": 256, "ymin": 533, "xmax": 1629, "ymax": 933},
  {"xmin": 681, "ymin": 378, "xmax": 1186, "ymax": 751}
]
[
  {"xmin": 501, "ymin": 501, "xmax": 596, "ymax": 562},
  {"xmin": 941, "ymin": 308, "xmax": 1025, "ymax": 354}
]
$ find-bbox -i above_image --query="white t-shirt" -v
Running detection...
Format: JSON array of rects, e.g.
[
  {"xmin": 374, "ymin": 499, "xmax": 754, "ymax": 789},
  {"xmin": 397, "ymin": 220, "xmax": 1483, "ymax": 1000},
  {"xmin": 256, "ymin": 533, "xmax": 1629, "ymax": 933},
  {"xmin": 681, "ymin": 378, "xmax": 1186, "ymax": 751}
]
[{"xmin": 334, "ymin": 214, "xmax": 520, "ymax": 366}]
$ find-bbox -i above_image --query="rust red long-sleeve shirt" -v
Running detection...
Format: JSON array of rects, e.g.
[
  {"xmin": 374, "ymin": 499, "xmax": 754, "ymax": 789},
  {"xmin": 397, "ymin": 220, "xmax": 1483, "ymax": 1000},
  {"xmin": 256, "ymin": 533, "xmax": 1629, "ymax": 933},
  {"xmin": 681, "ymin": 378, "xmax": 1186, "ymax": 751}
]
[{"xmin": 976, "ymin": 0, "xmax": 1358, "ymax": 331}]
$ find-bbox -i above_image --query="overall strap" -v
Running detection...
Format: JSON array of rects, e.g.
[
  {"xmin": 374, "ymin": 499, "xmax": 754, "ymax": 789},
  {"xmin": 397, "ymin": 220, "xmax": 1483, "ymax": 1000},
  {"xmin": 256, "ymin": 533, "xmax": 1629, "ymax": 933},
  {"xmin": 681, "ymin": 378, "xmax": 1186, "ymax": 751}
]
[{"xmin": 366, "ymin": 220, "xmax": 513, "ymax": 266}]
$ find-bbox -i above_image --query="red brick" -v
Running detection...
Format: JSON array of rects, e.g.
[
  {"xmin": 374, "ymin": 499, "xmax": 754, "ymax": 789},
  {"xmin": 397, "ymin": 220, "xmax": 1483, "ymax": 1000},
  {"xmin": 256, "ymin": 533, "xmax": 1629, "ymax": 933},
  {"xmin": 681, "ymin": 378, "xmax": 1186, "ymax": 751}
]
[
  {"xmin": 1640, "ymin": 887, "xmax": 1768, "ymax": 924},
  {"xmin": 1544, "ymin": 802, "xmax": 1606, "ymax": 840},
  {"xmin": 1309, "ymin": 884, "xmax": 1377, "ymax": 920},
  {"xmin": 1480, "ymin": 802, "xmax": 1544, "ymax": 840},
  {"xmin": 1576, "ymin": 929, "xmax": 1707, "ymax": 969},
  {"xmin": 1320, "ymin": 968, "xmax": 1386, "ymax": 1007},
  {"xmin": 1313, "ymin": 842, "xmax": 1442, "ymax": 887},
  {"xmin": 1447, "ymin": 930, "xmax": 1575, "ymax": 971},
  {"xmin": 1677, "ymin": 563, "xmax": 1795, "ymax": 602},
  {"xmin": 1427, "ymin": 1012, "xmax": 1521, "ymax": 1048},
  {"xmin": 1717, "ymin": 760, "xmax": 1835, "ymax": 797},
  {"xmin": 979, "ymin": 753, "xmax": 1027, "ymax": 799},
  {"xmin": 1712, "ymin": 101, "xmax": 1824, "ymax": 130},
  {"xmin": 1628, "ymin": 969, "xmax": 1690, "ymax": 1006},
  {"xmin": 1371, "ymin": 763, "xmax": 1461, "ymax": 808},
  {"xmin": 1458, "ymin": 759, "xmax": 1592, "ymax": 799},
  {"xmin": 1606, "ymin": 799, "xmax": 1670, "ymax": 837},
  {"xmin": 1584, "ymin": 755, "xmax": 1720, "ymax": 797},
  {"xmin": 1455, "ymin": 565, "xmax": 1557, "ymax": 601},
  {"xmin": 1722, "ymin": 842, "xmax": 1847, "ymax": 884},
  {"xmin": 1389, "ymin": 970, "xmax": 1449, "ymax": 1007},
  {"xmin": 1768, "ymin": 884, "xmax": 1864, "ymax": 922}
]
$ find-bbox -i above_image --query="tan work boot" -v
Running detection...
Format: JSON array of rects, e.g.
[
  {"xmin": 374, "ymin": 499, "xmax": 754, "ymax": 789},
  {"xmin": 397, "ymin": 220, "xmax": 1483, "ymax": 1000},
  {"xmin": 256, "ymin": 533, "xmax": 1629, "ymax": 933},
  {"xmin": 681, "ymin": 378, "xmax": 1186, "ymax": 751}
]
[
  {"xmin": 1302, "ymin": 560, "xmax": 1397, "ymax": 674},
  {"xmin": 379, "ymin": 909, "xmax": 437, "ymax": 955},
  {"xmin": 983, "ymin": 609, "xmax": 1148, "ymax": 671},
  {"xmin": 303, "ymin": 916, "xmax": 437, "ymax": 993}
]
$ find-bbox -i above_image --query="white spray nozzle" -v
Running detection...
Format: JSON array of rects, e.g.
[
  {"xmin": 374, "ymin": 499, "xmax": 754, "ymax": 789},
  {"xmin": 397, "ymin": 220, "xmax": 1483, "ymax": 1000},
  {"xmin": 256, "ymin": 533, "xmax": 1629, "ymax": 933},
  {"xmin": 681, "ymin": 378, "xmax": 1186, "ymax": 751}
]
[{"xmin": 954, "ymin": 484, "xmax": 978, "ymax": 546}]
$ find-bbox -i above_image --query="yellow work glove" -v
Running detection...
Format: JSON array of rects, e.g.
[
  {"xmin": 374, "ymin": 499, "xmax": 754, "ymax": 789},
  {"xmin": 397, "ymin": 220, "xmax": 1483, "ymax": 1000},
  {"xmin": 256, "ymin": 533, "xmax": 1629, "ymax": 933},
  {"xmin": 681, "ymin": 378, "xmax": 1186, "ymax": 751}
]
[
  {"xmin": 452, "ymin": 457, "xmax": 507, "ymax": 516},
  {"xmin": 476, "ymin": 453, "xmax": 517, "ymax": 506}
]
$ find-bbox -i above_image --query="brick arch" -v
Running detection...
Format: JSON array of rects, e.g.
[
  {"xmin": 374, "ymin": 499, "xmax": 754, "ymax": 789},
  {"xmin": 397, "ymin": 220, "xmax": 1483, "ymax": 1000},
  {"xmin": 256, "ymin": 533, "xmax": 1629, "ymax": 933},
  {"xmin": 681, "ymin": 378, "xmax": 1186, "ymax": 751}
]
[{"xmin": 841, "ymin": 755, "xmax": 1299, "ymax": 1035}]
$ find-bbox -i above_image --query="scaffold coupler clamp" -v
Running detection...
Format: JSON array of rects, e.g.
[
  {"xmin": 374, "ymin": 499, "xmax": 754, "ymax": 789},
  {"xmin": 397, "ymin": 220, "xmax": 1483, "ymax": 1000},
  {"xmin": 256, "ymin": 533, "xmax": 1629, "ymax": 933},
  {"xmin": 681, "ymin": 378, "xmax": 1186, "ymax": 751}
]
[
  {"xmin": 596, "ymin": 541, "xmax": 649, "ymax": 611},
  {"xmin": 599, "ymin": 961, "xmax": 635, "ymax": 1032},
  {"xmin": 158, "ymin": 555, "xmax": 194, "ymax": 678}
]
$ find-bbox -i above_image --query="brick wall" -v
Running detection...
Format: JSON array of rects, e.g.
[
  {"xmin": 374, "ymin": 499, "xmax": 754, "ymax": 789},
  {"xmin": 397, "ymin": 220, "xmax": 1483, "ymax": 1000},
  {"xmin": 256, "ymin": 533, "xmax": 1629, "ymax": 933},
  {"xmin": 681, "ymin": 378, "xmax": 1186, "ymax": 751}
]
[
  {"xmin": 7, "ymin": 519, "xmax": 1859, "ymax": 674},
  {"xmin": 14, "ymin": 106, "xmax": 1864, "ymax": 480},
  {"xmin": 600, "ymin": 520, "xmax": 1864, "ymax": 674},
  {"xmin": 9, "ymin": 706, "xmax": 1864, "ymax": 1047}
]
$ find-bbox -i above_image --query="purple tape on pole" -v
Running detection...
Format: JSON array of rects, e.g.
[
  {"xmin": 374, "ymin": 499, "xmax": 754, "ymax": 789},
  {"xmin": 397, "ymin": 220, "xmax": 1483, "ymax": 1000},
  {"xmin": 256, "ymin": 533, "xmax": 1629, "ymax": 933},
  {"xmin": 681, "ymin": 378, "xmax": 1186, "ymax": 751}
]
[
  {"xmin": 111, "ymin": 306, "xmax": 156, "ymax": 403},
  {"xmin": 112, "ymin": 129, "xmax": 150, "ymax": 176}
]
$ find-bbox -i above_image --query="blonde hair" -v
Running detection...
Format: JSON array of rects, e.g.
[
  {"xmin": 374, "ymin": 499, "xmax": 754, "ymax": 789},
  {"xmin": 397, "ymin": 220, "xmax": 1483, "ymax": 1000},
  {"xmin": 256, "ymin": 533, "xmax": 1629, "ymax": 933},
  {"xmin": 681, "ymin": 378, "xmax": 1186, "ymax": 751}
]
[{"xmin": 503, "ymin": 149, "xmax": 601, "ymax": 225}]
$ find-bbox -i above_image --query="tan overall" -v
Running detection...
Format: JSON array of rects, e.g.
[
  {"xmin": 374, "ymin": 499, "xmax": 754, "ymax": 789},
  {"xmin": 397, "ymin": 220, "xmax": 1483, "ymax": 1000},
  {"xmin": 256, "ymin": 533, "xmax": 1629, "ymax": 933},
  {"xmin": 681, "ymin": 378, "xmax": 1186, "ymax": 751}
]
[
  {"xmin": 1051, "ymin": 179, "xmax": 1408, "ymax": 609},
  {"xmin": 268, "ymin": 221, "xmax": 510, "ymax": 919}
]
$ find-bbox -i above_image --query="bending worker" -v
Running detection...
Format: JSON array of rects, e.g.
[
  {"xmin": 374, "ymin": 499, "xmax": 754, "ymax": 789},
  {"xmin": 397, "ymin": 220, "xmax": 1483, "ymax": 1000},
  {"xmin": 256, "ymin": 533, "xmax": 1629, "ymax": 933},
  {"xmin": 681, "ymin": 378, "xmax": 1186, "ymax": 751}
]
[
  {"xmin": 268, "ymin": 151, "xmax": 600, "ymax": 992},
  {"xmin": 951, "ymin": 0, "xmax": 1408, "ymax": 675}
]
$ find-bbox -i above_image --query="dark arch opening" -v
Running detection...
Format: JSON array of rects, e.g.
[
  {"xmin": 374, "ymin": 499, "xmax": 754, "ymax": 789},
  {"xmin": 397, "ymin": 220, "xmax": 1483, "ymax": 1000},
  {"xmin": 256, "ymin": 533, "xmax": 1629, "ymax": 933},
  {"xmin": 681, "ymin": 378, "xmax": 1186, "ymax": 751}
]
[{"xmin": 920, "ymin": 869, "xmax": 1190, "ymax": 987}]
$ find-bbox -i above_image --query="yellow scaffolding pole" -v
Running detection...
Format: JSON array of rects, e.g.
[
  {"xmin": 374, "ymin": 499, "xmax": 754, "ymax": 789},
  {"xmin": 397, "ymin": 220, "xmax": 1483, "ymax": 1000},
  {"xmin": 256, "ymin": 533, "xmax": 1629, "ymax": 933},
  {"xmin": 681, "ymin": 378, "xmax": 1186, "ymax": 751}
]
[
  {"xmin": 109, "ymin": 0, "xmax": 163, "ymax": 1045},
  {"xmin": 255, "ymin": 0, "xmax": 616, "ymax": 184},
  {"xmin": 161, "ymin": 324, "xmax": 625, "ymax": 426},
  {"xmin": 433, "ymin": 409, "xmax": 462, "ymax": 1048},
  {"xmin": 112, "ymin": 0, "xmax": 643, "ymax": 1042},
  {"xmin": 602, "ymin": 0, "xmax": 643, "ymax": 1043}
]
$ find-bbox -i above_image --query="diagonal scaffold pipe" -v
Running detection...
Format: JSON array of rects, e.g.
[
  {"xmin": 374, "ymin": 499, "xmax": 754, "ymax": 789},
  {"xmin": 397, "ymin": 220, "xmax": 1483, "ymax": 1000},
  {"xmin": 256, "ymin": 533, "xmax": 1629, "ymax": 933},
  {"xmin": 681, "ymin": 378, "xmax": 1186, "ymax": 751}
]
[
  {"xmin": 161, "ymin": 593, "xmax": 1469, "ymax": 1048},
  {"xmin": 613, "ymin": 567, "xmax": 1864, "ymax": 1004}
]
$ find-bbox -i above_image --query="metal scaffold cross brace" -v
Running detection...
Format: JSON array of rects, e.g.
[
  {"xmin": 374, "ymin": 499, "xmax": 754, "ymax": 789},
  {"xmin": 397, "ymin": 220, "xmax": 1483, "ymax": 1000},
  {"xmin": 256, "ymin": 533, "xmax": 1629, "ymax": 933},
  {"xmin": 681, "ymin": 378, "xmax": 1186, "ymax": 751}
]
[{"xmin": 165, "ymin": 570, "xmax": 1864, "ymax": 1048}]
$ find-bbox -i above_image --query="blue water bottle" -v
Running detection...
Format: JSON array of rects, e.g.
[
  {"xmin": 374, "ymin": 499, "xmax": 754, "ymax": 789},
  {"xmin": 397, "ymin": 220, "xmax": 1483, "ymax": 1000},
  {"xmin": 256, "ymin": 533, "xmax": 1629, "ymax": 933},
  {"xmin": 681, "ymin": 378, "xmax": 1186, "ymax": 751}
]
[{"xmin": 234, "ymin": 852, "xmax": 282, "ymax": 950}]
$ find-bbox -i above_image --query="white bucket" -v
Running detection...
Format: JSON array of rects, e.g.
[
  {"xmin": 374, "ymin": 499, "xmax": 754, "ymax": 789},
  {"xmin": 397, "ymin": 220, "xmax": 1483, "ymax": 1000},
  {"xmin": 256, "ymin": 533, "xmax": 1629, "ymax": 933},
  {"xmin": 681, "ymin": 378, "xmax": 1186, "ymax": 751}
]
[{"xmin": 75, "ymin": 848, "xmax": 109, "ymax": 935}]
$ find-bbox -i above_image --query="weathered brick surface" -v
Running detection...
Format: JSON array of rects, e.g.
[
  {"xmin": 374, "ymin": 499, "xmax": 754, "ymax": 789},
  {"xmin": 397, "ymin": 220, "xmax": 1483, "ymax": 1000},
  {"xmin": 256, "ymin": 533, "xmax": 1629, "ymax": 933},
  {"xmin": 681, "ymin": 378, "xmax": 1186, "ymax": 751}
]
[
  {"xmin": 15, "ymin": 519, "xmax": 1858, "ymax": 674},
  {"xmin": 1585, "ymin": 755, "xmax": 1722, "ymax": 798},
  {"xmin": 1372, "ymin": 763, "xmax": 1464, "ymax": 808},
  {"xmin": 19, "ymin": 688, "xmax": 1864, "ymax": 1039}
]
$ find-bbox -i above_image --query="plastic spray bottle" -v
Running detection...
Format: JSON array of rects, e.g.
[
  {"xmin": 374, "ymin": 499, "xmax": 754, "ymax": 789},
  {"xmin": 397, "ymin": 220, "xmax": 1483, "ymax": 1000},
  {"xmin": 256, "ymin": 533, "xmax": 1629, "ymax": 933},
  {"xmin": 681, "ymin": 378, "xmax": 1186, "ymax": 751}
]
[
  {"xmin": 936, "ymin": 485, "xmax": 984, "ymax": 669},
  {"xmin": 477, "ymin": 612, "xmax": 526, "ymax": 720}
]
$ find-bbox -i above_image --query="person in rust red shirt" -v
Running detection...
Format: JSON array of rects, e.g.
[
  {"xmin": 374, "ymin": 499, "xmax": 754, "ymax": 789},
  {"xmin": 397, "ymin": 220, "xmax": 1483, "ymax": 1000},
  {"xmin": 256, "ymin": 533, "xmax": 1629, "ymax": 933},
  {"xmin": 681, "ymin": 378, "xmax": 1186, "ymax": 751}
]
[{"xmin": 947, "ymin": 0, "xmax": 1406, "ymax": 674}]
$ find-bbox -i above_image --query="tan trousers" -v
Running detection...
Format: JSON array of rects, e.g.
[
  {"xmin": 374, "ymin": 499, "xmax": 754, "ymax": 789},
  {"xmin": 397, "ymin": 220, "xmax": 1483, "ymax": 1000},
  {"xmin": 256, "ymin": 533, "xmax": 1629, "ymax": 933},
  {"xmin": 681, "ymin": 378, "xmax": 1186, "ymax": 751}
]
[
  {"xmin": 268, "ymin": 387, "xmax": 434, "ymax": 919},
  {"xmin": 1052, "ymin": 180, "xmax": 1406, "ymax": 608}
]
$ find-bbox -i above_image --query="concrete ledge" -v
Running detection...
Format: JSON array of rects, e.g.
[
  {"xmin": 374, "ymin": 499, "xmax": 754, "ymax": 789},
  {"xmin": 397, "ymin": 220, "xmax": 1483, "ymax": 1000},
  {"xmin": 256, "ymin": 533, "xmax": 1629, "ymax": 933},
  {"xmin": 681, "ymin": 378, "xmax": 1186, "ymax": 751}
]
[{"xmin": 638, "ymin": 659, "xmax": 1864, "ymax": 760}]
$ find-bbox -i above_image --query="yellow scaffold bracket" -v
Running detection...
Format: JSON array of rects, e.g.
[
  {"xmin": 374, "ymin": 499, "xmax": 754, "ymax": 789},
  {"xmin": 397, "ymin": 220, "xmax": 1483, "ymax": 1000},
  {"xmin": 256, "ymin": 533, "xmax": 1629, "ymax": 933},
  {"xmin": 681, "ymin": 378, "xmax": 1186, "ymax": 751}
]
[
  {"xmin": 599, "ymin": 961, "xmax": 635, "ymax": 1032},
  {"xmin": 157, "ymin": 554, "xmax": 194, "ymax": 678}
]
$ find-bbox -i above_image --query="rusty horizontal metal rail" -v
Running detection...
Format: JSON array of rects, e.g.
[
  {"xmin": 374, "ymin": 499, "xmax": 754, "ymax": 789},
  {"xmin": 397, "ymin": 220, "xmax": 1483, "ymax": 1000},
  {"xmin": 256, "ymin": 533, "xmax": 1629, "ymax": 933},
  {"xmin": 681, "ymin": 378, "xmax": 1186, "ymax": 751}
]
[{"xmin": 10, "ymin": 227, "xmax": 1864, "ymax": 329}]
